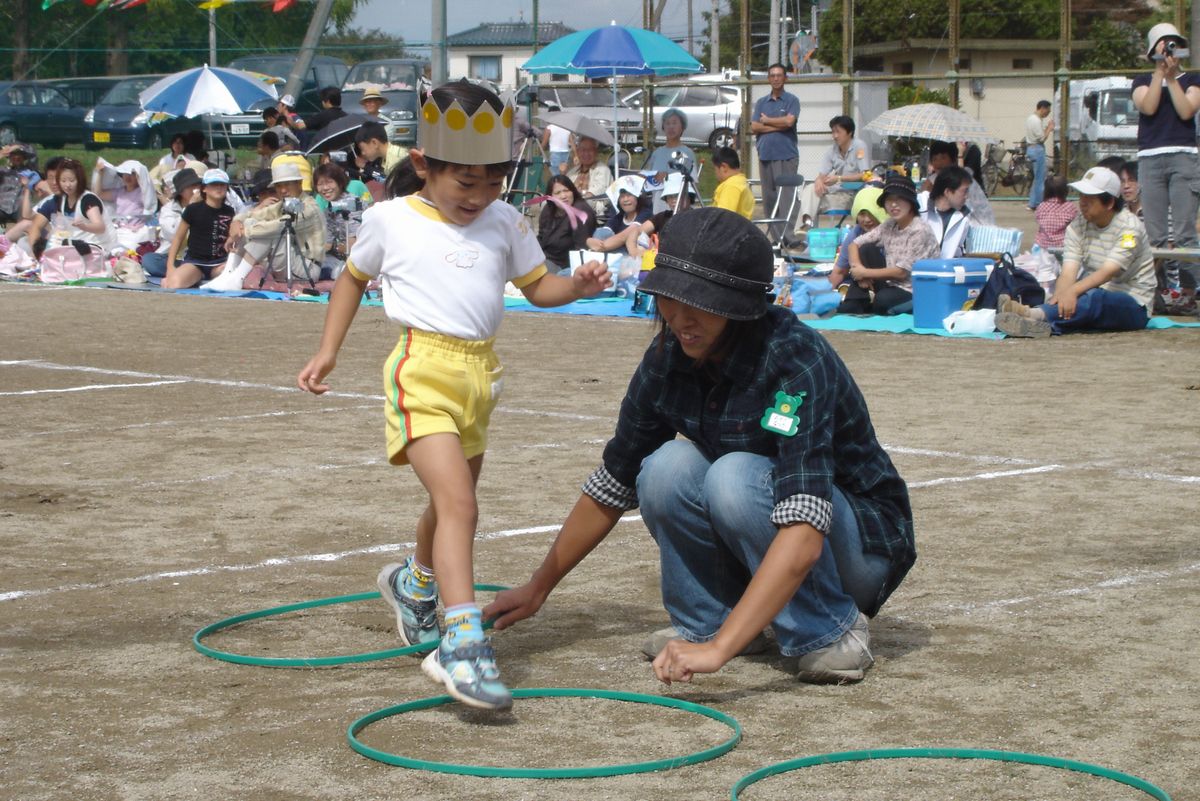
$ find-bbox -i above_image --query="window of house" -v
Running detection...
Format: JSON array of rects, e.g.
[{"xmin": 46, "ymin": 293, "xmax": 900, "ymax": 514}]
[
  {"xmin": 1013, "ymin": 58, "xmax": 1034, "ymax": 70},
  {"xmin": 957, "ymin": 58, "xmax": 971, "ymax": 70},
  {"xmin": 469, "ymin": 55, "xmax": 501, "ymax": 82},
  {"xmin": 894, "ymin": 62, "xmax": 914, "ymax": 75}
]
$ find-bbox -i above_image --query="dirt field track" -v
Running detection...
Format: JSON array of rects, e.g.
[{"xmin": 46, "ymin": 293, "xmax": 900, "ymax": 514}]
[{"xmin": 1, "ymin": 281, "xmax": 1197, "ymax": 801}]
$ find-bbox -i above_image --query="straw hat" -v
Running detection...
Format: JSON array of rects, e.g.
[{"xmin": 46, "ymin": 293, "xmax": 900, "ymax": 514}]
[{"xmin": 359, "ymin": 86, "xmax": 388, "ymax": 106}]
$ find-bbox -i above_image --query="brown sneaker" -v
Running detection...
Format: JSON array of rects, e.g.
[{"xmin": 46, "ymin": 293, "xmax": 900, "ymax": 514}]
[
  {"xmin": 995, "ymin": 311, "xmax": 1052, "ymax": 338},
  {"xmin": 996, "ymin": 293, "xmax": 1032, "ymax": 317}
]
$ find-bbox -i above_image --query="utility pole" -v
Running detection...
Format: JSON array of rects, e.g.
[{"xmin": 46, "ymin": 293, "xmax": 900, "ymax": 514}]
[
  {"xmin": 688, "ymin": 0, "xmax": 694, "ymax": 56},
  {"xmin": 947, "ymin": 0, "xmax": 959, "ymax": 108},
  {"xmin": 769, "ymin": 0, "xmax": 780, "ymax": 67},
  {"xmin": 1057, "ymin": 0, "xmax": 1071, "ymax": 175},
  {"xmin": 740, "ymin": 0, "xmax": 752, "ymax": 170},
  {"xmin": 431, "ymin": 0, "xmax": 448, "ymax": 84},
  {"xmin": 841, "ymin": 0, "xmax": 853, "ymax": 115},
  {"xmin": 283, "ymin": 0, "xmax": 335, "ymax": 106},
  {"xmin": 711, "ymin": 0, "xmax": 720, "ymax": 73},
  {"xmin": 209, "ymin": 8, "xmax": 217, "ymax": 66}
]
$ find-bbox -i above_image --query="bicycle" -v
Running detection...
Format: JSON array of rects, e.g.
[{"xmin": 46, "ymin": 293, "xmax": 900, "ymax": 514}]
[{"xmin": 981, "ymin": 141, "xmax": 1033, "ymax": 197}]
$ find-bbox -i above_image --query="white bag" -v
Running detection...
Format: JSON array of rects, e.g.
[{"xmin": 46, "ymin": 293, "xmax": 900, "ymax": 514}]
[{"xmin": 943, "ymin": 308, "xmax": 997, "ymax": 335}]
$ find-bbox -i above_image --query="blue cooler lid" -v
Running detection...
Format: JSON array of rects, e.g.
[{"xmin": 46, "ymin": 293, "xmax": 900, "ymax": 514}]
[{"xmin": 911, "ymin": 258, "xmax": 992, "ymax": 281}]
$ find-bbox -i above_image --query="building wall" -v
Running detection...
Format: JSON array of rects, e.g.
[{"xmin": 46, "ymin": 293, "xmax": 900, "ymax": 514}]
[
  {"xmin": 879, "ymin": 50, "xmax": 1056, "ymax": 146},
  {"xmin": 449, "ymin": 48, "xmax": 581, "ymax": 90}
]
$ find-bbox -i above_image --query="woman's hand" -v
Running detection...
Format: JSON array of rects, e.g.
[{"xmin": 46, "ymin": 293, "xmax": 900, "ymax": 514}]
[
  {"xmin": 482, "ymin": 582, "xmax": 549, "ymax": 630},
  {"xmin": 848, "ymin": 263, "xmax": 870, "ymax": 281},
  {"xmin": 652, "ymin": 639, "xmax": 729, "ymax": 685}
]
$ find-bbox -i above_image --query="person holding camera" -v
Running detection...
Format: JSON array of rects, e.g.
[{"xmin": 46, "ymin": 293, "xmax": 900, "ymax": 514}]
[
  {"xmin": 314, "ymin": 162, "xmax": 369, "ymax": 281},
  {"xmin": 209, "ymin": 161, "xmax": 325, "ymax": 290},
  {"xmin": 1132, "ymin": 22, "xmax": 1200, "ymax": 314}
]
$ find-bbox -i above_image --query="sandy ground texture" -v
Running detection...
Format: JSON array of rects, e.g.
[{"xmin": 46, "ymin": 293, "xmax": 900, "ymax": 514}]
[{"xmin": 1, "ymin": 278, "xmax": 1197, "ymax": 801}]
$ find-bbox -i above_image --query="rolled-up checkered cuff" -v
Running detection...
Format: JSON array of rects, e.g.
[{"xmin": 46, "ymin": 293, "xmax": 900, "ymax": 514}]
[
  {"xmin": 582, "ymin": 465, "xmax": 639, "ymax": 511},
  {"xmin": 770, "ymin": 493, "xmax": 833, "ymax": 533}
]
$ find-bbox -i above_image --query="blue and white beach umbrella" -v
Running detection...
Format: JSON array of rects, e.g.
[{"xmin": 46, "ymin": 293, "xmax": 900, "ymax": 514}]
[{"xmin": 138, "ymin": 65, "xmax": 278, "ymax": 118}]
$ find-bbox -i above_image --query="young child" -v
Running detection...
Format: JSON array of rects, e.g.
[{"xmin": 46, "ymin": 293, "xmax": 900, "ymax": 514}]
[
  {"xmin": 355, "ymin": 121, "xmax": 408, "ymax": 184},
  {"xmin": 297, "ymin": 80, "xmax": 611, "ymax": 710},
  {"xmin": 163, "ymin": 169, "xmax": 235, "ymax": 289},
  {"xmin": 1033, "ymin": 175, "xmax": 1078, "ymax": 249},
  {"xmin": 710, "ymin": 146, "xmax": 754, "ymax": 220}
]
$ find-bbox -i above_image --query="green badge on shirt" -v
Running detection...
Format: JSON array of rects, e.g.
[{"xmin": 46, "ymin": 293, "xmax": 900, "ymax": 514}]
[{"xmin": 760, "ymin": 391, "xmax": 805, "ymax": 437}]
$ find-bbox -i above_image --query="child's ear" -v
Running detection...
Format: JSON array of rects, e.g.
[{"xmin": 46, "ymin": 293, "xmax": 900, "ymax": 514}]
[{"xmin": 410, "ymin": 149, "xmax": 428, "ymax": 180}]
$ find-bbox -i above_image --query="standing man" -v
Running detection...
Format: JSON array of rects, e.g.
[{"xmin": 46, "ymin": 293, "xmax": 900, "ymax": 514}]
[
  {"xmin": 1132, "ymin": 22, "xmax": 1200, "ymax": 314},
  {"xmin": 750, "ymin": 63, "xmax": 800, "ymax": 238},
  {"xmin": 1024, "ymin": 100, "xmax": 1054, "ymax": 210}
]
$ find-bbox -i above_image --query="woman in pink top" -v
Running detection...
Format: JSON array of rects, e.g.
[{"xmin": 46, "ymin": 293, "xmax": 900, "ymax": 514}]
[{"xmin": 1033, "ymin": 176, "xmax": 1079, "ymax": 249}]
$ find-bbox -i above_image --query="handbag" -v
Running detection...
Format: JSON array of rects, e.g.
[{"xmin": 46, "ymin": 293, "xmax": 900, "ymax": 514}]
[
  {"xmin": 971, "ymin": 253, "xmax": 1045, "ymax": 311},
  {"xmin": 39, "ymin": 242, "xmax": 108, "ymax": 283}
]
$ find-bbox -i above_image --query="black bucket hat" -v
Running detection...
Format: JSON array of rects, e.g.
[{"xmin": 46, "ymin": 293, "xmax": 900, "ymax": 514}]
[
  {"xmin": 878, "ymin": 174, "xmax": 919, "ymax": 212},
  {"xmin": 172, "ymin": 168, "xmax": 203, "ymax": 197},
  {"xmin": 639, "ymin": 207, "xmax": 775, "ymax": 320}
]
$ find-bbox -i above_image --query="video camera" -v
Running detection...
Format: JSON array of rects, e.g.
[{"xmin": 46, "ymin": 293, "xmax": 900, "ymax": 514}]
[
  {"xmin": 280, "ymin": 196, "xmax": 304, "ymax": 218},
  {"xmin": 330, "ymin": 195, "xmax": 364, "ymax": 216},
  {"xmin": 1153, "ymin": 39, "xmax": 1191, "ymax": 60},
  {"xmin": 667, "ymin": 149, "xmax": 694, "ymax": 174}
]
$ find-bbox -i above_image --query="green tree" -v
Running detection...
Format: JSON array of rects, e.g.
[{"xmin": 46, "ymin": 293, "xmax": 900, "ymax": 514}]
[
  {"xmin": 700, "ymin": 0, "xmax": 804, "ymax": 73},
  {"xmin": 1078, "ymin": 19, "xmax": 1142, "ymax": 71}
]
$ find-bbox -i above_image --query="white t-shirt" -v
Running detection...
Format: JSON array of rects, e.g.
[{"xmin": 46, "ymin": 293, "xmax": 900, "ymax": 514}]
[
  {"xmin": 347, "ymin": 196, "xmax": 547, "ymax": 340},
  {"xmin": 547, "ymin": 124, "xmax": 572, "ymax": 153}
]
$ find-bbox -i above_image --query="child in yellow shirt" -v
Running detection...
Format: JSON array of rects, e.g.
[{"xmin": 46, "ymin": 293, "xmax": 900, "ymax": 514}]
[{"xmin": 711, "ymin": 147, "xmax": 755, "ymax": 220}]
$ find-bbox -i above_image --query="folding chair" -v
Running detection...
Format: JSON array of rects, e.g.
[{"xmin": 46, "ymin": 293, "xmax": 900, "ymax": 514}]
[{"xmin": 752, "ymin": 173, "xmax": 804, "ymax": 260}]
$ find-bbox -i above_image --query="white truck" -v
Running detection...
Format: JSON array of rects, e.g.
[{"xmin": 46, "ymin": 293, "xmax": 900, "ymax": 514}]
[{"xmin": 1056, "ymin": 77, "xmax": 1138, "ymax": 164}]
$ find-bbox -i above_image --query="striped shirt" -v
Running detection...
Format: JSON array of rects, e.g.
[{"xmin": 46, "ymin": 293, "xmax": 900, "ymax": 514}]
[{"xmin": 1063, "ymin": 207, "xmax": 1155, "ymax": 309}]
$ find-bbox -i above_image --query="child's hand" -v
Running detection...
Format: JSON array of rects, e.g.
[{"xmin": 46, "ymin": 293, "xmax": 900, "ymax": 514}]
[
  {"xmin": 297, "ymin": 351, "xmax": 337, "ymax": 394},
  {"xmin": 572, "ymin": 259, "xmax": 612, "ymax": 298}
]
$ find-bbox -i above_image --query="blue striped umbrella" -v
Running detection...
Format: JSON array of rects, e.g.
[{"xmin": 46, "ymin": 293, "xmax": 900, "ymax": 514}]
[
  {"xmin": 138, "ymin": 65, "xmax": 278, "ymax": 118},
  {"xmin": 523, "ymin": 24, "xmax": 701, "ymax": 173}
]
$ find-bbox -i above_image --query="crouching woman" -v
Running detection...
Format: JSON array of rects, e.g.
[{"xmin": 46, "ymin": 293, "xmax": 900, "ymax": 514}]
[{"xmin": 485, "ymin": 208, "xmax": 915, "ymax": 685}]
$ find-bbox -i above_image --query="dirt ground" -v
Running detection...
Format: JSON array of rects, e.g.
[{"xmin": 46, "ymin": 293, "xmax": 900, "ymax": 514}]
[{"xmin": 1, "ymin": 278, "xmax": 1197, "ymax": 801}]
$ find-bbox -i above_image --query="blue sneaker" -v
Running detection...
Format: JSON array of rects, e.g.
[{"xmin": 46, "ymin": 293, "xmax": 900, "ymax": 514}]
[
  {"xmin": 421, "ymin": 634, "xmax": 512, "ymax": 710},
  {"xmin": 377, "ymin": 562, "xmax": 441, "ymax": 647}
]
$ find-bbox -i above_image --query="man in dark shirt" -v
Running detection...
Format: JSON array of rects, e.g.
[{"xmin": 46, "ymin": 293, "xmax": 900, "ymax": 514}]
[{"xmin": 298, "ymin": 87, "xmax": 348, "ymax": 137}]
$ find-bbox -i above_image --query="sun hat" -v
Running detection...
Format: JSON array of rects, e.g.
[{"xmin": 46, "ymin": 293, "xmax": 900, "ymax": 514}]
[
  {"xmin": 1146, "ymin": 22, "xmax": 1187, "ymax": 58},
  {"xmin": 360, "ymin": 86, "xmax": 388, "ymax": 106},
  {"xmin": 605, "ymin": 174, "xmax": 646, "ymax": 210},
  {"xmin": 851, "ymin": 185, "xmax": 886, "ymax": 224},
  {"xmin": 172, "ymin": 167, "xmax": 203, "ymax": 195},
  {"xmin": 269, "ymin": 161, "xmax": 304, "ymax": 186},
  {"xmin": 249, "ymin": 168, "xmax": 275, "ymax": 198},
  {"xmin": 639, "ymin": 207, "xmax": 775, "ymax": 321},
  {"xmin": 202, "ymin": 168, "xmax": 230, "ymax": 185},
  {"xmin": 877, "ymin": 174, "xmax": 919, "ymax": 212},
  {"xmin": 1069, "ymin": 166, "xmax": 1121, "ymax": 197}
]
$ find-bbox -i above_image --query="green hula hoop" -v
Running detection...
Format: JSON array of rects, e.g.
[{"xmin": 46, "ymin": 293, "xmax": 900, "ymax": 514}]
[
  {"xmin": 348, "ymin": 687, "xmax": 743, "ymax": 778},
  {"xmin": 731, "ymin": 747, "xmax": 1172, "ymax": 801},
  {"xmin": 193, "ymin": 584, "xmax": 508, "ymax": 668}
]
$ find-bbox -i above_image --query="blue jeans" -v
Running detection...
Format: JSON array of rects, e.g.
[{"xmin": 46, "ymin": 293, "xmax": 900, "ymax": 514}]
[
  {"xmin": 636, "ymin": 440, "xmax": 890, "ymax": 657},
  {"xmin": 1039, "ymin": 287, "xmax": 1149, "ymax": 335},
  {"xmin": 1138, "ymin": 151, "xmax": 1200, "ymax": 289},
  {"xmin": 549, "ymin": 150, "xmax": 570, "ymax": 177},
  {"xmin": 141, "ymin": 251, "xmax": 172, "ymax": 278},
  {"xmin": 1026, "ymin": 143, "xmax": 1047, "ymax": 208}
]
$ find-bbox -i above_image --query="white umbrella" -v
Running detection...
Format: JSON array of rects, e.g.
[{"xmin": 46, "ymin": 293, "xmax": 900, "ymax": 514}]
[
  {"xmin": 865, "ymin": 103, "xmax": 998, "ymax": 144},
  {"xmin": 139, "ymin": 65, "xmax": 278, "ymax": 118},
  {"xmin": 537, "ymin": 111, "xmax": 615, "ymax": 146}
]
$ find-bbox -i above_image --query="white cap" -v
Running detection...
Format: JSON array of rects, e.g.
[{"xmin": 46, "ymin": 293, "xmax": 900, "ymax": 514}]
[
  {"xmin": 270, "ymin": 161, "xmax": 304, "ymax": 185},
  {"xmin": 1146, "ymin": 22, "xmax": 1187, "ymax": 58},
  {"xmin": 202, "ymin": 168, "xmax": 230, "ymax": 185},
  {"xmin": 279, "ymin": 94, "xmax": 296, "ymax": 108},
  {"xmin": 1070, "ymin": 166, "xmax": 1121, "ymax": 197}
]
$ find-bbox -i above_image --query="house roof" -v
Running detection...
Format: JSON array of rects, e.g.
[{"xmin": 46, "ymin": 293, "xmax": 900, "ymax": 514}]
[
  {"xmin": 447, "ymin": 22, "xmax": 575, "ymax": 48},
  {"xmin": 855, "ymin": 38, "xmax": 1093, "ymax": 57}
]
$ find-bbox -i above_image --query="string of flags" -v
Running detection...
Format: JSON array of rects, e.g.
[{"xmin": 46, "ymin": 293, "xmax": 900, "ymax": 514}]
[{"xmin": 41, "ymin": 0, "xmax": 299, "ymax": 11}]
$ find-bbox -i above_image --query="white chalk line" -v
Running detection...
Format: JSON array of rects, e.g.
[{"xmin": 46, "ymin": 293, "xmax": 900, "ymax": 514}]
[
  {"xmin": 0, "ymin": 359, "xmax": 607, "ymax": 422},
  {"xmin": 0, "ymin": 515, "xmax": 643, "ymax": 603},
  {"xmin": 907, "ymin": 464, "xmax": 1064, "ymax": 489},
  {"xmin": 0, "ymin": 379, "xmax": 189, "ymax": 397},
  {"xmin": 880, "ymin": 443, "xmax": 1043, "ymax": 466}
]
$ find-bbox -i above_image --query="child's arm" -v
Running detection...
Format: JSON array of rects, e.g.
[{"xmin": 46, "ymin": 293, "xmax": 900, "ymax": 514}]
[
  {"xmin": 297, "ymin": 268, "xmax": 369, "ymax": 394},
  {"xmin": 520, "ymin": 260, "xmax": 612, "ymax": 307},
  {"xmin": 165, "ymin": 220, "xmax": 188, "ymax": 273}
]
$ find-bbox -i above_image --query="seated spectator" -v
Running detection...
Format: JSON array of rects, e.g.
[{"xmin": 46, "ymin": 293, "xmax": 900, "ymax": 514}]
[
  {"xmin": 314, "ymin": 162, "xmax": 368, "ymax": 280},
  {"xmin": 643, "ymin": 109, "xmax": 697, "ymax": 182},
  {"xmin": 996, "ymin": 166, "xmax": 1155, "ymax": 337},
  {"xmin": 355, "ymin": 121, "xmax": 407, "ymax": 186},
  {"xmin": 595, "ymin": 172, "xmax": 696, "ymax": 259},
  {"xmin": 798, "ymin": 115, "xmax": 869, "ymax": 228},
  {"xmin": 156, "ymin": 134, "xmax": 188, "ymax": 171},
  {"xmin": 143, "ymin": 167, "xmax": 203, "ymax": 279},
  {"xmin": 921, "ymin": 140, "xmax": 995, "ymax": 225},
  {"xmin": 830, "ymin": 185, "xmax": 885, "ymax": 288},
  {"xmin": 586, "ymin": 175, "xmax": 651, "ymax": 254},
  {"xmin": 922, "ymin": 166, "xmax": 979, "ymax": 258},
  {"xmin": 213, "ymin": 161, "xmax": 325, "ymax": 290},
  {"xmin": 256, "ymin": 130, "xmax": 283, "ymax": 171},
  {"xmin": 839, "ymin": 174, "xmax": 938, "ymax": 315},
  {"xmin": 1033, "ymin": 175, "xmax": 1078, "ymax": 249},
  {"xmin": 162, "ymin": 169, "xmax": 236, "ymax": 289},
  {"xmin": 536, "ymin": 174, "xmax": 597, "ymax": 273},
  {"xmin": 358, "ymin": 85, "xmax": 397, "ymax": 142},
  {"xmin": 92, "ymin": 159, "xmax": 157, "ymax": 249},
  {"xmin": 565, "ymin": 136, "xmax": 613, "ymax": 217},
  {"xmin": 297, "ymin": 86, "xmax": 347, "ymax": 134},
  {"xmin": 183, "ymin": 130, "xmax": 208, "ymax": 164},
  {"xmin": 26, "ymin": 158, "xmax": 115, "ymax": 257},
  {"xmin": 262, "ymin": 107, "xmax": 300, "ymax": 149},
  {"xmin": 710, "ymin": 146, "xmax": 754, "ymax": 220},
  {"xmin": 6, "ymin": 155, "xmax": 62, "ymax": 247},
  {"xmin": 1120, "ymin": 162, "xmax": 1141, "ymax": 219},
  {"xmin": 2, "ymin": 143, "xmax": 42, "ymax": 196}
]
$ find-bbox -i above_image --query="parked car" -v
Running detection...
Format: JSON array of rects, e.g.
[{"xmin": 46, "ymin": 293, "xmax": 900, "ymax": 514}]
[
  {"xmin": 83, "ymin": 74, "xmax": 267, "ymax": 151},
  {"xmin": 622, "ymin": 80, "xmax": 741, "ymax": 151},
  {"xmin": 41, "ymin": 76, "xmax": 122, "ymax": 111},
  {"xmin": 225, "ymin": 54, "xmax": 349, "ymax": 114},
  {"xmin": 0, "ymin": 81, "xmax": 89, "ymax": 146},
  {"xmin": 340, "ymin": 58, "xmax": 427, "ymax": 145}
]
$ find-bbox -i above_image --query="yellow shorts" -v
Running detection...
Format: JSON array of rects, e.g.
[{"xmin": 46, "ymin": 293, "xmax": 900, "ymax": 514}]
[{"xmin": 383, "ymin": 328, "xmax": 502, "ymax": 465}]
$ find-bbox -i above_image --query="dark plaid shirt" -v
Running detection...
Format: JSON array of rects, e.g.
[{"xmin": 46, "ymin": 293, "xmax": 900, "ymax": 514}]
[{"xmin": 583, "ymin": 305, "xmax": 915, "ymax": 614}]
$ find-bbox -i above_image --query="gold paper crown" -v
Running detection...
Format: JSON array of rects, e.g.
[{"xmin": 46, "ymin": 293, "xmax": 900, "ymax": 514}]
[{"xmin": 419, "ymin": 97, "xmax": 514, "ymax": 165}]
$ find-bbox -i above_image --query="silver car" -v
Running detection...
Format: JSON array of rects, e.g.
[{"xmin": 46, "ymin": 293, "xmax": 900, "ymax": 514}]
[{"xmin": 622, "ymin": 82, "xmax": 741, "ymax": 151}]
